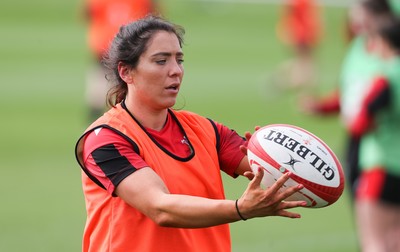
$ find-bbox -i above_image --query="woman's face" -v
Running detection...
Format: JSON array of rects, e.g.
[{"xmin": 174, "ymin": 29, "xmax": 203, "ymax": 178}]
[{"xmin": 129, "ymin": 31, "xmax": 184, "ymax": 110}]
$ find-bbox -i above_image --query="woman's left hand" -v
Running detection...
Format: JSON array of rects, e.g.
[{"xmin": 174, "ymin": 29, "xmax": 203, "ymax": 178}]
[{"xmin": 239, "ymin": 126, "xmax": 260, "ymax": 155}]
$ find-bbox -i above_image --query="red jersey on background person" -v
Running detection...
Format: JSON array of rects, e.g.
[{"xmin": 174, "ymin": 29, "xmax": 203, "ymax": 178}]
[
  {"xmin": 273, "ymin": 0, "xmax": 322, "ymax": 90},
  {"xmin": 86, "ymin": 0, "xmax": 155, "ymax": 58},
  {"xmin": 277, "ymin": 0, "xmax": 321, "ymax": 49},
  {"xmin": 82, "ymin": 0, "xmax": 157, "ymax": 121}
]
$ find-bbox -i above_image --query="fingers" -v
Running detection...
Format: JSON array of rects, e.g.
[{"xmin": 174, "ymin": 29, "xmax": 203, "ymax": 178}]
[
  {"xmin": 279, "ymin": 183, "xmax": 304, "ymax": 201},
  {"xmin": 275, "ymin": 200, "xmax": 308, "ymax": 218},
  {"xmin": 243, "ymin": 171, "xmax": 255, "ymax": 180},
  {"xmin": 243, "ymin": 126, "xmax": 260, "ymax": 142},
  {"xmin": 268, "ymin": 171, "xmax": 292, "ymax": 195},
  {"xmin": 244, "ymin": 131, "xmax": 252, "ymax": 141},
  {"xmin": 248, "ymin": 167, "xmax": 264, "ymax": 190},
  {"xmin": 280, "ymin": 200, "xmax": 308, "ymax": 209},
  {"xmin": 241, "ymin": 168, "xmax": 307, "ymax": 220},
  {"xmin": 269, "ymin": 173, "xmax": 306, "ymax": 204},
  {"xmin": 244, "ymin": 127, "xmax": 259, "ymax": 142},
  {"xmin": 239, "ymin": 145, "xmax": 247, "ymax": 155},
  {"xmin": 276, "ymin": 209, "xmax": 302, "ymax": 218},
  {"xmin": 241, "ymin": 127, "xmax": 261, "ymax": 155},
  {"xmin": 240, "ymin": 131, "xmax": 252, "ymax": 155}
]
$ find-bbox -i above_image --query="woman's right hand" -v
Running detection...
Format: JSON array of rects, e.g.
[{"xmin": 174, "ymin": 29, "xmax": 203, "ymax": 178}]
[{"xmin": 237, "ymin": 167, "xmax": 307, "ymax": 219}]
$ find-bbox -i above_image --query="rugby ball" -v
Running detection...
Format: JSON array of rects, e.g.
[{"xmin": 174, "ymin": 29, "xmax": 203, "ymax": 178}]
[{"xmin": 247, "ymin": 124, "xmax": 345, "ymax": 208}]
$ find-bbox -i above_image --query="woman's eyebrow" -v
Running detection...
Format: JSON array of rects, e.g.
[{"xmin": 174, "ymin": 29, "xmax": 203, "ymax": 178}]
[{"xmin": 151, "ymin": 51, "xmax": 184, "ymax": 57}]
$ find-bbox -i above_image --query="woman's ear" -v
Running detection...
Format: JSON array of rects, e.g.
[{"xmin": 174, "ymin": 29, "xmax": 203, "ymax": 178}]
[{"xmin": 118, "ymin": 62, "xmax": 133, "ymax": 84}]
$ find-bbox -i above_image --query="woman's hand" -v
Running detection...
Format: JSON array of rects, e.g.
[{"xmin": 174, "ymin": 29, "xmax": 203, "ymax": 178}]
[
  {"xmin": 239, "ymin": 126, "xmax": 260, "ymax": 156},
  {"xmin": 237, "ymin": 167, "xmax": 307, "ymax": 219},
  {"xmin": 236, "ymin": 126, "xmax": 260, "ymax": 179}
]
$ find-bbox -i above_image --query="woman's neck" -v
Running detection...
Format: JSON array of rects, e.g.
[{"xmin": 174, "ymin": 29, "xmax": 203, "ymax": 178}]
[{"xmin": 124, "ymin": 99, "xmax": 168, "ymax": 131}]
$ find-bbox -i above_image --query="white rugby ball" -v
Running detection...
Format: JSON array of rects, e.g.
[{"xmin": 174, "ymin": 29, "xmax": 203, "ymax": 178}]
[{"xmin": 247, "ymin": 124, "xmax": 345, "ymax": 208}]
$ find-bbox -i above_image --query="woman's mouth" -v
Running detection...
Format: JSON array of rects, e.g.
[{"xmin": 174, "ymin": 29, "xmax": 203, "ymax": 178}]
[{"xmin": 166, "ymin": 84, "xmax": 180, "ymax": 91}]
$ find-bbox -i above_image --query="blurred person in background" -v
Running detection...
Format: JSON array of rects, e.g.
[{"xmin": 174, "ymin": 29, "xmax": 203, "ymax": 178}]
[
  {"xmin": 274, "ymin": 0, "xmax": 322, "ymax": 90},
  {"xmin": 75, "ymin": 15, "xmax": 307, "ymax": 252},
  {"xmin": 300, "ymin": 0, "xmax": 391, "ymax": 199},
  {"xmin": 353, "ymin": 14, "xmax": 400, "ymax": 252},
  {"xmin": 83, "ymin": 0, "xmax": 157, "ymax": 121}
]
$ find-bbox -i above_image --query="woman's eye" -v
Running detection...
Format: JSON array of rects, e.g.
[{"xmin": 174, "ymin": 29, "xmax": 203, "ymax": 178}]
[{"xmin": 156, "ymin": 60, "xmax": 166, "ymax": 65}]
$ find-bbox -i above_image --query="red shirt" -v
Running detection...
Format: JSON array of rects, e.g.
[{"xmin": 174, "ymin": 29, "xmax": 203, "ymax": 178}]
[
  {"xmin": 278, "ymin": 0, "xmax": 321, "ymax": 47},
  {"xmin": 86, "ymin": 0, "xmax": 154, "ymax": 57},
  {"xmin": 83, "ymin": 112, "xmax": 245, "ymax": 194}
]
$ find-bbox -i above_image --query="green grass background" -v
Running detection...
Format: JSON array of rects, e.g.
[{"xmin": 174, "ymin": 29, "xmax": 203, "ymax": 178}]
[{"xmin": 0, "ymin": 0, "xmax": 358, "ymax": 251}]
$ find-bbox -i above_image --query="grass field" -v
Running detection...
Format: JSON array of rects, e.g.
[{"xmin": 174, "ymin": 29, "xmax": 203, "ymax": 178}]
[{"xmin": 0, "ymin": 0, "xmax": 358, "ymax": 251}]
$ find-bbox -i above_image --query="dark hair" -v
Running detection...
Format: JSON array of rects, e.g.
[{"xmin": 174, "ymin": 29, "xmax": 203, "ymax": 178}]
[
  {"xmin": 103, "ymin": 15, "xmax": 185, "ymax": 107},
  {"xmin": 361, "ymin": 0, "xmax": 391, "ymax": 16},
  {"xmin": 377, "ymin": 15, "xmax": 400, "ymax": 52}
]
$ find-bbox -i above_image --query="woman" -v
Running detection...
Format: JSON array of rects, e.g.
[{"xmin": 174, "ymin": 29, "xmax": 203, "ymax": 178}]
[
  {"xmin": 75, "ymin": 15, "xmax": 306, "ymax": 252},
  {"xmin": 353, "ymin": 14, "xmax": 400, "ymax": 252},
  {"xmin": 275, "ymin": 0, "xmax": 322, "ymax": 89},
  {"xmin": 300, "ymin": 0, "xmax": 391, "ymax": 198}
]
